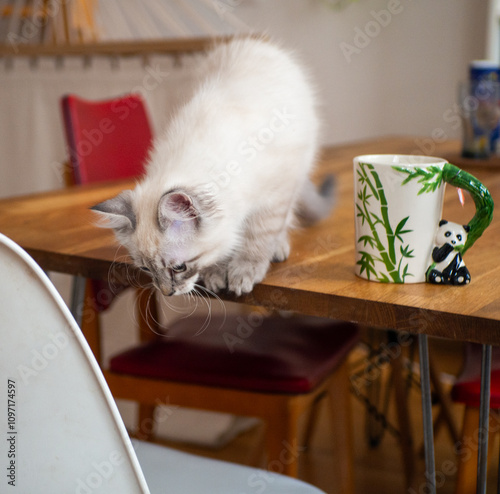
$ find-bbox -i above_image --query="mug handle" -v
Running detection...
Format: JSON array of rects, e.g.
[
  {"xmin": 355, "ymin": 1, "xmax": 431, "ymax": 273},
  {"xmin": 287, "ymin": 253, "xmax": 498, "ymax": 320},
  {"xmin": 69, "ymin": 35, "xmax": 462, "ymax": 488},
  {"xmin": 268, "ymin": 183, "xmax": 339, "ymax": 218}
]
[{"xmin": 442, "ymin": 163, "xmax": 494, "ymax": 254}]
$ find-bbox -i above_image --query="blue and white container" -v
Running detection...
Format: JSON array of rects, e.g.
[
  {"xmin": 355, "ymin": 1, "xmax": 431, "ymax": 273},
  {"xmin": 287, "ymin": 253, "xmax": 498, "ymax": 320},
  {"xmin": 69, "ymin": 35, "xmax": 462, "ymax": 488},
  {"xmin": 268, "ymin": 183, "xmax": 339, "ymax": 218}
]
[
  {"xmin": 470, "ymin": 60, "xmax": 500, "ymax": 83},
  {"xmin": 461, "ymin": 61, "xmax": 500, "ymax": 158}
]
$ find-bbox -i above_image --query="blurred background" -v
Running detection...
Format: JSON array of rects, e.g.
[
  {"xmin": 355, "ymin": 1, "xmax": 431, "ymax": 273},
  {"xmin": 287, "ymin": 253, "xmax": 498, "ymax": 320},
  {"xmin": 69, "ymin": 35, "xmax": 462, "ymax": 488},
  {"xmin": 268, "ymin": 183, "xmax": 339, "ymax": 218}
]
[{"xmin": 0, "ymin": 0, "xmax": 489, "ymax": 198}]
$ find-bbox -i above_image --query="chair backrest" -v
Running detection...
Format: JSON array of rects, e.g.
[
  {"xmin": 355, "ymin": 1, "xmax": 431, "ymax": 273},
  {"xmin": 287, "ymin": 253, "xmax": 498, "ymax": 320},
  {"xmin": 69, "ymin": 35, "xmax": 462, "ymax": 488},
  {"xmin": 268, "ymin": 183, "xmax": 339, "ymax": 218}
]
[
  {"xmin": 61, "ymin": 93, "xmax": 154, "ymax": 312},
  {"xmin": 0, "ymin": 233, "xmax": 150, "ymax": 493},
  {"xmin": 61, "ymin": 94, "xmax": 153, "ymax": 184}
]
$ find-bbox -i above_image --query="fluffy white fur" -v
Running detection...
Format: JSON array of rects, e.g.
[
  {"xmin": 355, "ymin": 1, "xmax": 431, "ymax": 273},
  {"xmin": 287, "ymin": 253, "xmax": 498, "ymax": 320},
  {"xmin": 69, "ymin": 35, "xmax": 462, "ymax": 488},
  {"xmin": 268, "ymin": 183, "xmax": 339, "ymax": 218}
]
[{"xmin": 93, "ymin": 38, "xmax": 333, "ymax": 296}]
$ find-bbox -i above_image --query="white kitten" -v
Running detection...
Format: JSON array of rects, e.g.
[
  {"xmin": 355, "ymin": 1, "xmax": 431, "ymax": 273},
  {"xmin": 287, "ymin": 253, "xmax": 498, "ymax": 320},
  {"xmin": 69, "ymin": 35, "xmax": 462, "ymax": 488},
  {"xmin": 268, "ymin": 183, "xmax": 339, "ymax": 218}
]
[{"xmin": 92, "ymin": 38, "xmax": 334, "ymax": 297}]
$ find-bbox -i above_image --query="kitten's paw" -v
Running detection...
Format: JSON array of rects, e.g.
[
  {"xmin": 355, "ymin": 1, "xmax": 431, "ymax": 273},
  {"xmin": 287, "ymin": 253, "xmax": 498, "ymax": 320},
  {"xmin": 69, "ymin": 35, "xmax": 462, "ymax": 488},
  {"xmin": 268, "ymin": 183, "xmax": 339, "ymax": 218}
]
[
  {"xmin": 272, "ymin": 238, "xmax": 290, "ymax": 263},
  {"xmin": 227, "ymin": 260, "xmax": 269, "ymax": 296},
  {"xmin": 201, "ymin": 266, "xmax": 227, "ymax": 293}
]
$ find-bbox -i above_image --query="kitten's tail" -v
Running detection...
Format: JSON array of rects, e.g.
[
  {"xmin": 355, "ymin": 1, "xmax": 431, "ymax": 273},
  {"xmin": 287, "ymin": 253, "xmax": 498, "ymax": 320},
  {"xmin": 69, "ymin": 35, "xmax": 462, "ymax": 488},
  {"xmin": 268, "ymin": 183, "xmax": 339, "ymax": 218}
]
[{"xmin": 296, "ymin": 175, "xmax": 336, "ymax": 226}]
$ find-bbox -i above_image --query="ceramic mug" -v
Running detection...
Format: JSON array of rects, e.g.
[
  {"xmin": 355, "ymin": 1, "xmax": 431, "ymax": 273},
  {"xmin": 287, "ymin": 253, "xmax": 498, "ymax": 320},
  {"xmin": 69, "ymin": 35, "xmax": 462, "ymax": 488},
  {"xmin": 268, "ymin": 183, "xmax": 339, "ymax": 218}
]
[{"xmin": 353, "ymin": 154, "xmax": 494, "ymax": 284}]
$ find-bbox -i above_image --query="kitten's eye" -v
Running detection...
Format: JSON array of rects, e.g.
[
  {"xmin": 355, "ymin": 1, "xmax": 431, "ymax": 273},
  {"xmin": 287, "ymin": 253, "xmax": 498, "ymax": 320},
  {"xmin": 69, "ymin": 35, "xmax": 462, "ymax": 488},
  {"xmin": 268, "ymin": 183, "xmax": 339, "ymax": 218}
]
[
  {"xmin": 140, "ymin": 266, "xmax": 150, "ymax": 273},
  {"xmin": 172, "ymin": 263, "xmax": 186, "ymax": 273}
]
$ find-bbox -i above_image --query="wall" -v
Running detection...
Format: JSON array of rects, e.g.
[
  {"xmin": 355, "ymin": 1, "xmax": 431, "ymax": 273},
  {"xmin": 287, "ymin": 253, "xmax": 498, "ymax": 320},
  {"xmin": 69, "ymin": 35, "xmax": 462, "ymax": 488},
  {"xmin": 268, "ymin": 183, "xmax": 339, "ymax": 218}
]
[
  {"xmin": 237, "ymin": 0, "xmax": 488, "ymax": 147},
  {"xmin": 0, "ymin": 0, "xmax": 488, "ymax": 198}
]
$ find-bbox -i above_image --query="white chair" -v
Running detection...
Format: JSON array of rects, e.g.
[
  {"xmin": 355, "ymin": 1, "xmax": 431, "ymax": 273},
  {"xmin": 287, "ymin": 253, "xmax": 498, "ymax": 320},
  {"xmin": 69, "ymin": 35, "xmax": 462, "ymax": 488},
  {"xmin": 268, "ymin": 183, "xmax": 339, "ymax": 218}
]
[{"xmin": 0, "ymin": 233, "xmax": 326, "ymax": 494}]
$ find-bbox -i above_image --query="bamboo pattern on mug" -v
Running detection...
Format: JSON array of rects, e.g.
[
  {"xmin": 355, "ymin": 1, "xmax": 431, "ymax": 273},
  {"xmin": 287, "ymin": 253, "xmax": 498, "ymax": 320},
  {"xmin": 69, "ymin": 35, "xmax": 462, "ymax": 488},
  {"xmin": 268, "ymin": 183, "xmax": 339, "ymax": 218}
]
[
  {"xmin": 393, "ymin": 165, "xmax": 444, "ymax": 195},
  {"xmin": 355, "ymin": 162, "xmax": 414, "ymax": 283}
]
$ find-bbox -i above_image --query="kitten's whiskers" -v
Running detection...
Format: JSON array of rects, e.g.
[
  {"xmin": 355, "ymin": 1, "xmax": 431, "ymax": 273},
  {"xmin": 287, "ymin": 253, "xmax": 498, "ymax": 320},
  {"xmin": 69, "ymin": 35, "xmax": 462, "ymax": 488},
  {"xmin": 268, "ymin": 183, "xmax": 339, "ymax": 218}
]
[{"xmin": 191, "ymin": 284, "xmax": 227, "ymax": 335}]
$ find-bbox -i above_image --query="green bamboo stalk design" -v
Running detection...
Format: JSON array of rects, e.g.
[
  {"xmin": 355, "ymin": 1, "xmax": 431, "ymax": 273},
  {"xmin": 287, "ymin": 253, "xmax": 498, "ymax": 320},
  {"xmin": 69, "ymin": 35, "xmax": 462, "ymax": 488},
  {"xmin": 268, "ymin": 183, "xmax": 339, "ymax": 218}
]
[
  {"xmin": 356, "ymin": 163, "xmax": 413, "ymax": 283},
  {"xmin": 393, "ymin": 163, "xmax": 494, "ymax": 255},
  {"xmin": 370, "ymin": 168, "xmax": 396, "ymax": 264},
  {"xmin": 441, "ymin": 164, "xmax": 494, "ymax": 254},
  {"xmin": 392, "ymin": 165, "xmax": 443, "ymax": 194}
]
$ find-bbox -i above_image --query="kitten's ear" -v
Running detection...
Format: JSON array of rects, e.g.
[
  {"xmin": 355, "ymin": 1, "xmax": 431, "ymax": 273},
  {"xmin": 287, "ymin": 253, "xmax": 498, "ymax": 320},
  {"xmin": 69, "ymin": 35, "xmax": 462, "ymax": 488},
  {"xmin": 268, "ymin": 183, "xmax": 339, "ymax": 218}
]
[
  {"xmin": 158, "ymin": 191, "xmax": 199, "ymax": 231},
  {"xmin": 91, "ymin": 190, "xmax": 136, "ymax": 231}
]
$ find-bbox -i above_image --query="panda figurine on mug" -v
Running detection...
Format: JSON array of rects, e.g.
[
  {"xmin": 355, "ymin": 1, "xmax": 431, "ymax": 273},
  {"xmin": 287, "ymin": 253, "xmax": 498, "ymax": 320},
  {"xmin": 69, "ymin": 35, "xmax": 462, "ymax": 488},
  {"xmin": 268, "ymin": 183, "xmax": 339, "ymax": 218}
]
[{"xmin": 426, "ymin": 220, "xmax": 471, "ymax": 285}]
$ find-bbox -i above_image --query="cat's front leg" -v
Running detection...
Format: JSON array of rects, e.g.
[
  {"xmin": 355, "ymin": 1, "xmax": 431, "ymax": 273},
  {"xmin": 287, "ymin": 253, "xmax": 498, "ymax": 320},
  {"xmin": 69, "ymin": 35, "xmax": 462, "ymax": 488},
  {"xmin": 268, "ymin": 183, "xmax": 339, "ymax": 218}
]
[
  {"xmin": 271, "ymin": 231, "xmax": 290, "ymax": 262},
  {"xmin": 227, "ymin": 209, "xmax": 290, "ymax": 295},
  {"xmin": 200, "ymin": 264, "xmax": 228, "ymax": 293},
  {"xmin": 227, "ymin": 256, "xmax": 270, "ymax": 296}
]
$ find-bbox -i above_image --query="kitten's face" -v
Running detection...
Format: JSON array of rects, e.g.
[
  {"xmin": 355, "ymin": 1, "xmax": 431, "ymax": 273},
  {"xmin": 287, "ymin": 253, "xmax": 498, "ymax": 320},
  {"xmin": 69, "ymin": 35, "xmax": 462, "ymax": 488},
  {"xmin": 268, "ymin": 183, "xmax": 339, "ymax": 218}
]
[
  {"xmin": 92, "ymin": 188, "xmax": 221, "ymax": 296},
  {"xmin": 129, "ymin": 238, "xmax": 201, "ymax": 296}
]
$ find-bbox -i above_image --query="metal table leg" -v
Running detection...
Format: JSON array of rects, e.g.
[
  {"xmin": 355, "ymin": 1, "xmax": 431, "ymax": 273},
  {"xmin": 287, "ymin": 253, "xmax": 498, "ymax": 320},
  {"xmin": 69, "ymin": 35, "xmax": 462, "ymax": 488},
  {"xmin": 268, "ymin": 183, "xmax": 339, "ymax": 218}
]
[
  {"xmin": 419, "ymin": 334, "xmax": 436, "ymax": 494},
  {"xmin": 70, "ymin": 276, "xmax": 86, "ymax": 327},
  {"xmin": 477, "ymin": 344, "xmax": 492, "ymax": 494}
]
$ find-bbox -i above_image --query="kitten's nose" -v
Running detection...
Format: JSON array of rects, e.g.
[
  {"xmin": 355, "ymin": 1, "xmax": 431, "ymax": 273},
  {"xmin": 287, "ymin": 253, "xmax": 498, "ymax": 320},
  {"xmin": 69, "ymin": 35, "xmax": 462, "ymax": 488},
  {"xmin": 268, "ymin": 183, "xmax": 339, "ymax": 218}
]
[
  {"xmin": 153, "ymin": 277, "xmax": 175, "ymax": 296},
  {"xmin": 159, "ymin": 285, "xmax": 175, "ymax": 296}
]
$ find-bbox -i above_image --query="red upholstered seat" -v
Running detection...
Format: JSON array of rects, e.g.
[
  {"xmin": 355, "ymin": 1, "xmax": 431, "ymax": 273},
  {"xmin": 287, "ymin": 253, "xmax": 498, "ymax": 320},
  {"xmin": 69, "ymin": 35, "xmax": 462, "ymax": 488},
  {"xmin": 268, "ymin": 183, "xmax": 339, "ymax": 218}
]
[
  {"xmin": 110, "ymin": 315, "xmax": 359, "ymax": 394},
  {"xmin": 451, "ymin": 344, "xmax": 500, "ymax": 408}
]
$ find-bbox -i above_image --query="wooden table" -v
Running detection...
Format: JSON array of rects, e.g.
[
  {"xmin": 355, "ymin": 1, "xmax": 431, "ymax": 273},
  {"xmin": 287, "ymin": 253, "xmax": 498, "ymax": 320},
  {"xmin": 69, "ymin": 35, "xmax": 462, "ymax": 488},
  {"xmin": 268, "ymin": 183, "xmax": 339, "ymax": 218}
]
[
  {"xmin": 1, "ymin": 136, "xmax": 498, "ymax": 343},
  {"xmin": 1, "ymin": 136, "xmax": 499, "ymax": 492}
]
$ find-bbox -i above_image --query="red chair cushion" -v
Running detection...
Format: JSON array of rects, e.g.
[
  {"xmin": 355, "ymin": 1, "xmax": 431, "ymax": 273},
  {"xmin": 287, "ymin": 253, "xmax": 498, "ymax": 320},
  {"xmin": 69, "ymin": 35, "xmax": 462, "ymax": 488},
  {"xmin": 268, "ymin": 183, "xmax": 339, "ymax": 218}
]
[
  {"xmin": 451, "ymin": 344, "xmax": 500, "ymax": 408},
  {"xmin": 109, "ymin": 315, "xmax": 359, "ymax": 394}
]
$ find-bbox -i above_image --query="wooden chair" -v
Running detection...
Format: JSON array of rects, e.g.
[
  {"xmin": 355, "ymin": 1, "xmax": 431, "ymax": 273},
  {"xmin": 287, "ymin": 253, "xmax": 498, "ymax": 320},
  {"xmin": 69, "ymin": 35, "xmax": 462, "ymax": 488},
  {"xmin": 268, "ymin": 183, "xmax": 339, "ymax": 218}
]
[
  {"xmin": 61, "ymin": 93, "xmax": 360, "ymax": 490},
  {"xmin": 0, "ymin": 232, "xmax": 326, "ymax": 494},
  {"xmin": 451, "ymin": 344, "xmax": 500, "ymax": 494},
  {"xmin": 105, "ymin": 313, "xmax": 359, "ymax": 483}
]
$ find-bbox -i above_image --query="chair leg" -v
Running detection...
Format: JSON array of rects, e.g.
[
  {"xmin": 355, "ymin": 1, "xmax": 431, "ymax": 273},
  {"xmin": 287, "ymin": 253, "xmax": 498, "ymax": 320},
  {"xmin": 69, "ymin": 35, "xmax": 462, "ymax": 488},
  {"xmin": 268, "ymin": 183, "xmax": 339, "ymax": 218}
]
[
  {"xmin": 454, "ymin": 407, "xmax": 500, "ymax": 494},
  {"xmin": 136, "ymin": 287, "xmax": 159, "ymax": 343},
  {"xmin": 329, "ymin": 360, "xmax": 355, "ymax": 494},
  {"xmin": 302, "ymin": 391, "xmax": 327, "ymax": 451},
  {"xmin": 391, "ymin": 347, "xmax": 415, "ymax": 487},
  {"xmin": 455, "ymin": 407, "xmax": 480, "ymax": 494},
  {"xmin": 429, "ymin": 354, "xmax": 460, "ymax": 445},
  {"xmin": 265, "ymin": 402, "xmax": 302, "ymax": 478},
  {"xmin": 80, "ymin": 280, "xmax": 102, "ymax": 363},
  {"xmin": 134, "ymin": 289, "xmax": 159, "ymax": 441},
  {"xmin": 248, "ymin": 422, "xmax": 267, "ymax": 469},
  {"xmin": 135, "ymin": 404, "xmax": 157, "ymax": 441}
]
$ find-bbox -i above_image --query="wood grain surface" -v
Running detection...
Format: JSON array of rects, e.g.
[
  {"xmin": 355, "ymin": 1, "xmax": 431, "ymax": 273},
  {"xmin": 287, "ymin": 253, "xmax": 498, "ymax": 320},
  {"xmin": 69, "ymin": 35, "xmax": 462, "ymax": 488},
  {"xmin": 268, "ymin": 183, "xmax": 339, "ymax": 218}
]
[{"xmin": 1, "ymin": 137, "xmax": 499, "ymax": 344}]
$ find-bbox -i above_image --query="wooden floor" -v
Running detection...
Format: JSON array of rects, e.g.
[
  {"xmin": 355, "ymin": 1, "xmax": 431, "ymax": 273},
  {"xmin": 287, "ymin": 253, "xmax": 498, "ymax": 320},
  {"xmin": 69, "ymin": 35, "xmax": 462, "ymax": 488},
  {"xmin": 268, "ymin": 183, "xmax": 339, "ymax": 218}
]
[{"xmin": 150, "ymin": 337, "xmax": 500, "ymax": 494}]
